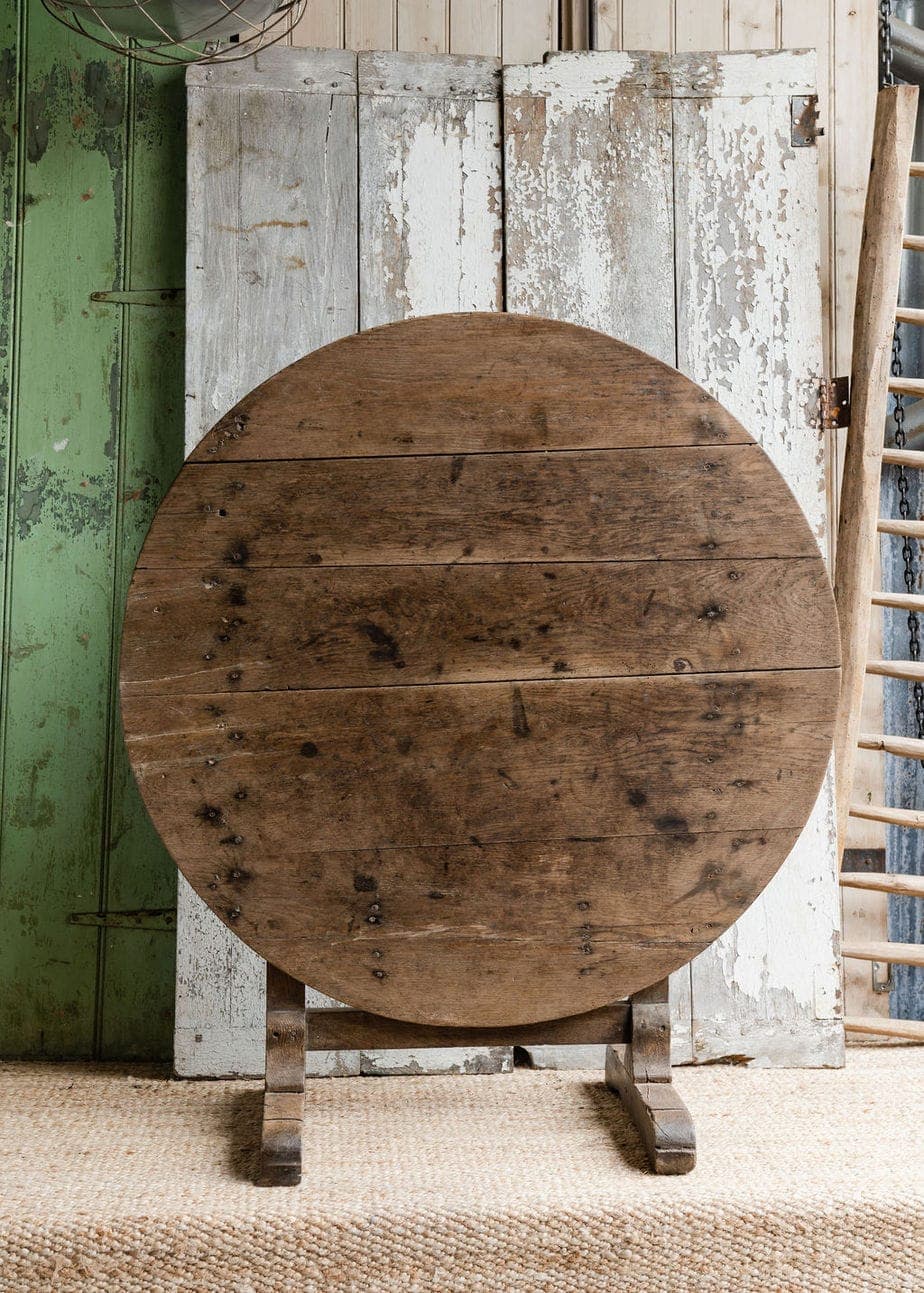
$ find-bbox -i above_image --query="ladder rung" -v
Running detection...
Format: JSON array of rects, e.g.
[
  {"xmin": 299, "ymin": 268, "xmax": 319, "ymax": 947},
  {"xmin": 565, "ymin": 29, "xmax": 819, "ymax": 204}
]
[
  {"xmin": 911, "ymin": 161, "xmax": 924, "ymax": 177},
  {"xmin": 888, "ymin": 376, "xmax": 924, "ymax": 397},
  {"xmin": 896, "ymin": 306, "xmax": 924, "ymax": 327},
  {"xmin": 877, "ymin": 518, "xmax": 924, "ymax": 538},
  {"xmin": 842, "ymin": 940, "xmax": 924, "ymax": 967},
  {"xmin": 849, "ymin": 802, "xmax": 924, "ymax": 828},
  {"xmin": 882, "ymin": 447, "xmax": 924, "ymax": 468},
  {"xmin": 840, "ymin": 870, "xmax": 924, "ymax": 897},
  {"xmin": 866, "ymin": 658, "xmax": 924, "ymax": 681},
  {"xmin": 871, "ymin": 590, "xmax": 924, "ymax": 612},
  {"xmin": 858, "ymin": 731, "xmax": 924, "ymax": 759},
  {"xmin": 904, "ymin": 233, "xmax": 924, "ymax": 253},
  {"xmin": 845, "ymin": 1016, "xmax": 924, "ymax": 1041}
]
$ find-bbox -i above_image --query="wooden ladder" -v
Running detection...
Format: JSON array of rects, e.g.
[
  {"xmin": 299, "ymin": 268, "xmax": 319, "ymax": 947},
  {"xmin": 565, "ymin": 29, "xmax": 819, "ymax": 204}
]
[{"xmin": 835, "ymin": 84, "xmax": 924, "ymax": 1043}]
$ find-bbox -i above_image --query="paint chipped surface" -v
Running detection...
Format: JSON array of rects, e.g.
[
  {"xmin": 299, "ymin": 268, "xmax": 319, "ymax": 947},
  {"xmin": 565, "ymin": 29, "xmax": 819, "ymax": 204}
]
[
  {"xmin": 180, "ymin": 49, "xmax": 506, "ymax": 1079},
  {"xmin": 506, "ymin": 50, "xmax": 838, "ymax": 1069},
  {"xmin": 504, "ymin": 52, "xmax": 674, "ymax": 361},
  {"xmin": 673, "ymin": 74, "xmax": 839, "ymax": 1066},
  {"xmin": 360, "ymin": 80, "xmax": 502, "ymax": 324}
]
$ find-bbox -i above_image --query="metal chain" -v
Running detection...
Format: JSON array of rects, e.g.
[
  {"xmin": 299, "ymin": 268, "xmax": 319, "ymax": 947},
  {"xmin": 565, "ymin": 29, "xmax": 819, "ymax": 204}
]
[
  {"xmin": 881, "ymin": 0, "xmax": 924, "ymax": 739},
  {"xmin": 880, "ymin": 0, "xmax": 894, "ymax": 88}
]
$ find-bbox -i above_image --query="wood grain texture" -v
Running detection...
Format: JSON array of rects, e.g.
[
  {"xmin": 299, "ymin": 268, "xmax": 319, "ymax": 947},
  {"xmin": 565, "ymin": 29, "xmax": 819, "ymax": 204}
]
[
  {"xmin": 121, "ymin": 557, "xmax": 838, "ymax": 696},
  {"xmin": 671, "ymin": 50, "xmax": 843, "ymax": 1066},
  {"xmin": 605, "ymin": 977, "xmax": 696, "ymax": 1174},
  {"xmin": 305, "ymin": 1003, "xmax": 630, "ymax": 1049},
  {"xmin": 502, "ymin": 42, "xmax": 693, "ymax": 1062},
  {"xmin": 185, "ymin": 48, "xmax": 358, "ymax": 451},
  {"xmin": 179, "ymin": 53, "xmax": 509, "ymax": 1076},
  {"xmin": 503, "ymin": 53, "xmax": 674, "ymax": 361},
  {"xmin": 357, "ymin": 57, "xmax": 502, "ymax": 327},
  {"xmin": 179, "ymin": 45, "xmax": 362, "ymax": 1077},
  {"xmin": 125, "ymin": 312, "xmax": 839, "ymax": 1030},
  {"xmin": 260, "ymin": 963, "xmax": 305, "ymax": 1186},
  {"xmin": 174, "ymin": 39, "xmax": 850, "ymax": 1071},
  {"xmin": 833, "ymin": 87, "xmax": 918, "ymax": 858},
  {"xmin": 191, "ymin": 314, "xmax": 746, "ymax": 462},
  {"xmin": 139, "ymin": 445, "xmax": 821, "ymax": 570},
  {"xmin": 123, "ymin": 669, "xmax": 837, "ymax": 850},
  {"xmin": 353, "ymin": 54, "xmax": 508, "ymax": 1071}
]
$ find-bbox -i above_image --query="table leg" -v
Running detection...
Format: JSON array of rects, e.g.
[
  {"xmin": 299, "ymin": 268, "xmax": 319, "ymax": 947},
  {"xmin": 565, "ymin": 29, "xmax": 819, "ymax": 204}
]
[
  {"xmin": 258, "ymin": 962, "xmax": 305, "ymax": 1186},
  {"xmin": 605, "ymin": 977, "xmax": 696, "ymax": 1175}
]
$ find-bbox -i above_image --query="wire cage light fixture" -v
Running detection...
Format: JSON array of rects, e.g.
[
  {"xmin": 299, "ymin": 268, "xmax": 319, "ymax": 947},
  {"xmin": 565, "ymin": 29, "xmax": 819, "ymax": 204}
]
[{"xmin": 41, "ymin": 0, "xmax": 308, "ymax": 67}]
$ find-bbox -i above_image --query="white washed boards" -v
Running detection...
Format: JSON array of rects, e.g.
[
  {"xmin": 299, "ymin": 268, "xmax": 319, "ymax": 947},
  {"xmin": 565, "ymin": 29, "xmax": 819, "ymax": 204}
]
[{"xmin": 180, "ymin": 45, "xmax": 841, "ymax": 1076}]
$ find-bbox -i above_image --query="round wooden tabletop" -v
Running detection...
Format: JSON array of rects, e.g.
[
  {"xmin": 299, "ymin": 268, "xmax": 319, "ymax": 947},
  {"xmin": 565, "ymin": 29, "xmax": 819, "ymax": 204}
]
[{"xmin": 121, "ymin": 313, "xmax": 840, "ymax": 1028}]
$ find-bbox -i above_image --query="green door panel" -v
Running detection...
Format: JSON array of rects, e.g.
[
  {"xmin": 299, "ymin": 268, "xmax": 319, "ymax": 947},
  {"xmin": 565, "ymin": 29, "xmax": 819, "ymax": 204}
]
[{"xmin": 0, "ymin": 3, "xmax": 184, "ymax": 1058}]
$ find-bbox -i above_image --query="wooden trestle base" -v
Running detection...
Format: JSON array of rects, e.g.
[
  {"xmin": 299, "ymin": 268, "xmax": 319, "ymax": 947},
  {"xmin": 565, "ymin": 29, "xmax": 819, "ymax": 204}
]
[{"xmin": 257, "ymin": 965, "xmax": 695, "ymax": 1187}]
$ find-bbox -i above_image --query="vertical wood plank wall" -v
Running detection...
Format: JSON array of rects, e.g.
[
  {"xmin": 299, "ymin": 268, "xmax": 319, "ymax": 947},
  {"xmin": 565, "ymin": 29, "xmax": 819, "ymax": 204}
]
[{"xmin": 0, "ymin": 0, "xmax": 879, "ymax": 1058}]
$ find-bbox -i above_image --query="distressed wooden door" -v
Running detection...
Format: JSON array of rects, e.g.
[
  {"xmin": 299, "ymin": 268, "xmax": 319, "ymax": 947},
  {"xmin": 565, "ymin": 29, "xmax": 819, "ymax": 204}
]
[{"xmin": 179, "ymin": 45, "xmax": 840, "ymax": 1076}]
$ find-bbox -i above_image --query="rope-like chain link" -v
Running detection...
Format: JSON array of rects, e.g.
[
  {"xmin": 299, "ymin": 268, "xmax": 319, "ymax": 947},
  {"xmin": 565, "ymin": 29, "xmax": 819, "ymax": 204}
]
[{"xmin": 881, "ymin": 0, "xmax": 924, "ymax": 739}]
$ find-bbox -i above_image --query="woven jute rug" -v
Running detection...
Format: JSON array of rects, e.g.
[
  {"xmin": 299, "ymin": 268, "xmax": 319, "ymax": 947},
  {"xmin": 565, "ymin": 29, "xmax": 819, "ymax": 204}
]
[{"xmin": 1, "ymin": 1049, "xmax": 922, "ymax": 1292}]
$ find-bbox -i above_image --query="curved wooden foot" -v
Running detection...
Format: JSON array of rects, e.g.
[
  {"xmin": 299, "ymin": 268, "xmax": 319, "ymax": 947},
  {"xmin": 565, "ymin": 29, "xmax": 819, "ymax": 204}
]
[
  {"xmin": 258, "ymin": 963, "xmax": 305, "ymax": 1187},
  {"xmin": 605, "ymin": 978, "xmax": 695, "ymax": 1175}
]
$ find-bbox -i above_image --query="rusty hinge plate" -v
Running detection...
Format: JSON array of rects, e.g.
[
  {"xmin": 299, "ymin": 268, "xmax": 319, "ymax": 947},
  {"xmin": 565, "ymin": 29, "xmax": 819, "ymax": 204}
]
[
  {"xmin": 791, "ymin": 95, "xmax": 824, "ymax": 147},
  {"xmin": 68, "ymin": 908, "xmax": 177, "ymax": 930},
  {"xmin": 820, "ymin": 375, "xmax": 850, "ymax": 430}
]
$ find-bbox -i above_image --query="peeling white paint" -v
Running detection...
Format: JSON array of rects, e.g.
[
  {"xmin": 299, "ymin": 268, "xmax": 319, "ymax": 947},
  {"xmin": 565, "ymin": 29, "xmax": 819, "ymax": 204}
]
[
  {"xmin": 180, "ymin": 48, "xmax": 507, "ymax": 1078},
  {"xmin": 673, "ymin": 53, "xmax": 842, "ymax": 1067},
  {"xmin": 506, "ymin": 48, "xmax": 840, "ymax": 1069},
  {"xmin": 179, "ymin": 45, "xmax": 841, "ymax": 1077}
]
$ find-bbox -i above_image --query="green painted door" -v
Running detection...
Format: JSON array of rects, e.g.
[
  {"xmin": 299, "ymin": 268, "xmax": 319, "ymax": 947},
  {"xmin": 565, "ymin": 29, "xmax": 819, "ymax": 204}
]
[{"xmin": 0, "ymin": 1, "xmax": 184, "ymax": 1058}]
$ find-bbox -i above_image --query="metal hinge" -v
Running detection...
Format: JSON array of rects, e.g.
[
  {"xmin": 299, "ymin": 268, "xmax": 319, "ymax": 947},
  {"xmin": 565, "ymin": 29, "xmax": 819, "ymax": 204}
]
[
  {"xmin": 872, "ymin": 960, "xmax": 894, "ymax": 994},
  {"xmin": 89, "ymin": 289, "xmax": 184, "ymax": 307},
  {"xmin": 820, "ymin": 375, "xmax": 850, "ymax": 430},
  {"xmin": 791, "ymin": 94, "xmax": 824, "ymax": 147},
  {"xmin": 68, "ymin": 908, "xmax": 177, "ymax": 931}
]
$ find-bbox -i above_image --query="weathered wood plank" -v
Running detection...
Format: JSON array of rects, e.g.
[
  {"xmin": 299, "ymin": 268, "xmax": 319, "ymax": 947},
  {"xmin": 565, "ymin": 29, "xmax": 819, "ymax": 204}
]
[
  {"xmin": 833, "ymin": 88, "xmax": 917, "ymax": 857},
  {"xmin": 307, "ymin": 1003, "xmax": 630, "ymax": 1050},
  {"xmin": 0, "ymin": 17, "xmax": 126, "ymax": 1056},
  {"xmin": 125, "ymin": 668, "xmax": 837, "ymax": 858},
  {"xmin": 99, "ymin": 59, "xmax": 186, "ymax": 1060},
  {"xmin": 355, "ymin": 52, "xmax": 505, "ymax": 1073},
  {"xmin": 503, "ymin": 44, "xmax": 681, "ymax": 1061},
  {"xmin": 124, "ymin": 662, "xmax": 837, "ymax": 1024},
  {"xmin": 186, "ymin": 47, "xmax": 356, "ymax": 93},
  {"xmin": 178, "ymin": 47, "xmax": 361, "ymax": 1077},
  {"xmin": 122, "ymin": 557, "xmax": 838, "ymax": 696},
  {"xmin": 671, "ymin": 49, "xmax": 815, "ymax": 98},
  {"xmin": 672, "ymin": 50, "xmax": 843, "ymax": 1066},
  {"xmin": 185, "ymin": 49, "xmax": 358, "ymax": 450},
  {"xmin": 139, "ymin": 446, "xmax": 824, "ymax": 570},
  {"xmin": 193, "ymin": 313, "xmax": 748, "ymax": 461},
  {"xmin": 503, "ymin": 51, "xmax": 674, "ymax": 360},
  {"xmin": 358, "ymin": 55, "xmax": 501, "ymax": 327}
]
